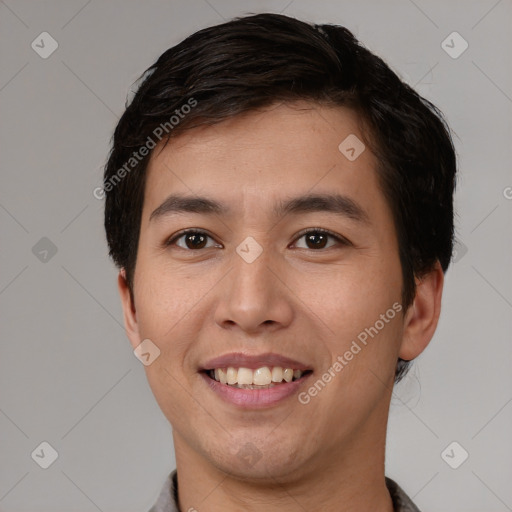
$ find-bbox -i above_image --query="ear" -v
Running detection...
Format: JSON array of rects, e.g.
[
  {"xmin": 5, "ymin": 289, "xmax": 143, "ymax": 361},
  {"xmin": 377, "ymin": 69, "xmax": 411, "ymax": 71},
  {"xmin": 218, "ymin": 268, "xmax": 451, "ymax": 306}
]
[
  {"xmin": 399, "ymin": 261, "xmax": 444, "ymax": 361},
  {"xmin": 117, "ymin": 268, "xmax": 141, "ymax": 350}
]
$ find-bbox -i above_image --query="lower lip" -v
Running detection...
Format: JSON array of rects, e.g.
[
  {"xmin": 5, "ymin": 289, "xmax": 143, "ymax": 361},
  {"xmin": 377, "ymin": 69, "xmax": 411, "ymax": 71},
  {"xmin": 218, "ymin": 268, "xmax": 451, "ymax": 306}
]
[{"xmin": 200, "ymin": 372, "xmax": 312, "ymax": 409}]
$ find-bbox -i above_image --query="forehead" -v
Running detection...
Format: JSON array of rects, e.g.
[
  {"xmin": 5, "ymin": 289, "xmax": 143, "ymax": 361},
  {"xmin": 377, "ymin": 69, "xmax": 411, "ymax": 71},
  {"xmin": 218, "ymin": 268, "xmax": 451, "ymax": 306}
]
[{"xmin": 142, "ymin": 102, "xmax": 385, "ymax": 224}]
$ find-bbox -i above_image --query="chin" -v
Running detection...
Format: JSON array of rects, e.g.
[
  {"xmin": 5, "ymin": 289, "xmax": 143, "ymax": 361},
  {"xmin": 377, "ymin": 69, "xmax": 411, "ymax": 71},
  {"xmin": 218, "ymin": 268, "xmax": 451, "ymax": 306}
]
[{"xmin": 207, "ymin": 435, "xmax": 308, "ymax": 483}]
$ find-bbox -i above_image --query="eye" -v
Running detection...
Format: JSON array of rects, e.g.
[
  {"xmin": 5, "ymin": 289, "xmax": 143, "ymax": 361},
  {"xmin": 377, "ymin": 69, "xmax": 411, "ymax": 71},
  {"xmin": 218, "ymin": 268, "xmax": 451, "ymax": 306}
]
[
  {"xmin": 164, "ymin": 228, "xmax": 350, "ymax": 251},
  {"xmin": 165, "ymin": 229, "xmax": 221, "ymax": 250},
  {"xmin": 292, "ymin": 228, "xmax": 350, "ymax": 250}
]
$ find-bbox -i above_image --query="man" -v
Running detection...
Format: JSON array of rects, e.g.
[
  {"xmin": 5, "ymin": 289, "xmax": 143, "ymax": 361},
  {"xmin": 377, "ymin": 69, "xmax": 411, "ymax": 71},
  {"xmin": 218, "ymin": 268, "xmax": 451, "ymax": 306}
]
[{"xmin": 103, "ymin": 13, "xmax": 456, "ymax": 512}]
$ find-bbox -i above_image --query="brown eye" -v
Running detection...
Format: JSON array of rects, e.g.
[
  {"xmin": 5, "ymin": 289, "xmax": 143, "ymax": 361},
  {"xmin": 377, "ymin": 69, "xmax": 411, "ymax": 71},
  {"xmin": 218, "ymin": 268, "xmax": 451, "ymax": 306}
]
[
  {"xmin": 304, "ymin": 232, "xmax": 329, "ymax": 249},
  {"xmin": 182, "ymin": 232, "xmax": 208, "ymax": 249},
  {"xmin": 293, "ymin": 229, "xmax": 349, "ymax": 250},
  {"xmin": 166, "ymin": 230, "xmax": 220, "ymax": 250}
]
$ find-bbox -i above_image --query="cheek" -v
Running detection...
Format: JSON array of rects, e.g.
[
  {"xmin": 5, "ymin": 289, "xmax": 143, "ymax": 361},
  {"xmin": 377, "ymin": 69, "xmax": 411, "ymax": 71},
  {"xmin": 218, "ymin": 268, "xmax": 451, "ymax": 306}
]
[
  {"xmin": 293, "ymin": 255, "xmax": 403, "ymax": 378},
  {"xmin": 133, "ymin": 257, "xmax": 222, "ymax": 378},
  {"xmin": 134, "ymin": 259, "xmax": 201, "ymax": 336},
  {"xmin": 299, "ymin": 258, "xmax": 401, "ymax": 330},
  {"xmin": 134, "ymin": 265, "xmax": 203, "ymax": 413}
]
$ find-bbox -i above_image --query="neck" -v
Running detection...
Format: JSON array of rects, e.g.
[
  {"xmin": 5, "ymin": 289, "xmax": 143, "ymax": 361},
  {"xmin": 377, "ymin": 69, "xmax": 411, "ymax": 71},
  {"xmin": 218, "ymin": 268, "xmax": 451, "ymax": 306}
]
[{"xmin": 172, "ymin": 424, "xmax": 394, "ymax": 512}]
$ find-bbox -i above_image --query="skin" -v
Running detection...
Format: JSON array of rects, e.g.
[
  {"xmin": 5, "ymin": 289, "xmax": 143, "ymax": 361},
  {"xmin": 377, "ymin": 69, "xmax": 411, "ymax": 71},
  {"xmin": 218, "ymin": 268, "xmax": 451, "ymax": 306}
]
[{"xmin": 118, "ymin": 101, "xmax": 444, "ymax": 512}]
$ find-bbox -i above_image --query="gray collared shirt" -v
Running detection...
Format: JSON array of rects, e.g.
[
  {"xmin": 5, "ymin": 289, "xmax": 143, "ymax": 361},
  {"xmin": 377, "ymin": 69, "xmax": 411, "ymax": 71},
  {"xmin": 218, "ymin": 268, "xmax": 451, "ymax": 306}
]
[{"xmin": 148, "ymin": 470, "xmax": 421, "ymax": 511}]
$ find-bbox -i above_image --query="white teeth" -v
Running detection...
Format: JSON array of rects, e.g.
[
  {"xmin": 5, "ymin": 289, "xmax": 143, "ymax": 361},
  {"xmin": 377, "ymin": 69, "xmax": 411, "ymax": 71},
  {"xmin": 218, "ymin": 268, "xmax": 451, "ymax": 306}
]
[
  {"xmin": 210, "ymin": 366, "xmax": 306, "ymax": 386},
  {"xmin": 271, "ymin": 366, "xmax": 283, "ymax": 382},
  {"xmin": 253, "ymin": 367, "xmax": 272, "ymax": 385},
  {"xmin": 226, "ymin": 367, "xmax": 237, "ymax": 385},
  {"xmin": 237, "ymin": 367, "xmax": 253, "ymax": 385}
]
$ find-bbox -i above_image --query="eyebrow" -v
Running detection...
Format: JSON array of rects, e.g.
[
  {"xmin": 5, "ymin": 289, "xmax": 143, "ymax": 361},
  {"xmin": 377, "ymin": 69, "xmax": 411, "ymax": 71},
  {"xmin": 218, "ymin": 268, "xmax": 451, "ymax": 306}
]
[{"xmin": 149, "ymin": 193, "xmax": 370, "ymax": 225}]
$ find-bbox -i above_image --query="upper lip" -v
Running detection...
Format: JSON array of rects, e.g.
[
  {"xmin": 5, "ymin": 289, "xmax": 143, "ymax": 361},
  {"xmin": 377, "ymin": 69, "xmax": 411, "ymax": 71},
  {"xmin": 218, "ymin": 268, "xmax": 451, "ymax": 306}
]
[{"xmin": 200, "ymin": 352, "xmax": 312, "ymax": 371}]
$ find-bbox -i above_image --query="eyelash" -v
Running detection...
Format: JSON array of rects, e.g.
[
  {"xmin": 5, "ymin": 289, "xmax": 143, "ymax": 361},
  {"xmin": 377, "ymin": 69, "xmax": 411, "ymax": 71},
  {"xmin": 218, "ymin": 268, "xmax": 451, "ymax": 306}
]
[{"xmin": 164, "ymin": 228, "xmax": 351, "ymax": 251}]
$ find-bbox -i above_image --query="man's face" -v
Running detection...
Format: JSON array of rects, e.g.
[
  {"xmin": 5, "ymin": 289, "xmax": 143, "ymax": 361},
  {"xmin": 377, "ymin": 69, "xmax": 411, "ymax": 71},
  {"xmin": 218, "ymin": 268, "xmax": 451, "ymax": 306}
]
[{"xmin": 120, "ymin": 102, "xmax": 409, "ymax": 479}]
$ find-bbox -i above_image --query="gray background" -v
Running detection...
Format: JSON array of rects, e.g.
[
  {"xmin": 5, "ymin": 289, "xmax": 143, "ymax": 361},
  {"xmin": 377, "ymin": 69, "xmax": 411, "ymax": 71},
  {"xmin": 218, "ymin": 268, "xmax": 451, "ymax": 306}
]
[{"xmin": 1, "ymin": 0, "xmax": 511, "ymax": 511}]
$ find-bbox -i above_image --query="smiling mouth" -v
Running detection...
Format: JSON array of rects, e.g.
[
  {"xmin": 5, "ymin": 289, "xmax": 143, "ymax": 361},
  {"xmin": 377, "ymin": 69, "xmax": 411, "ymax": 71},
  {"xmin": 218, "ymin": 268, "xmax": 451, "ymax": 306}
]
[{"xmin": 202, "ymin": 366, "xmax": 313, "ymax": 389}]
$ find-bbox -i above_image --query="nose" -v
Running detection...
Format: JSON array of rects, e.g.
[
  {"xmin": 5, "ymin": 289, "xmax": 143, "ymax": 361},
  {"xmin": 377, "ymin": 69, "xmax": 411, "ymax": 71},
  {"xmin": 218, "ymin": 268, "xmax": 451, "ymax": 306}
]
[{"xmin": 213, "ymin": 246, "xmax": 294, "ymax": 334}]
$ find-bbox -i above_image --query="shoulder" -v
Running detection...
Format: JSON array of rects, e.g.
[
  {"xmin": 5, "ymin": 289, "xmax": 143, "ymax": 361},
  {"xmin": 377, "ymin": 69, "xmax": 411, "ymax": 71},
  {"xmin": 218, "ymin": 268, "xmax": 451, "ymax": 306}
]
[
  {"xmin": 148, "ymin": 470, "xmax": 179, "ymax": 512},
  {"xmin": 385, "ymin": 477, "xmax": 422, "ymax": 512}
]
